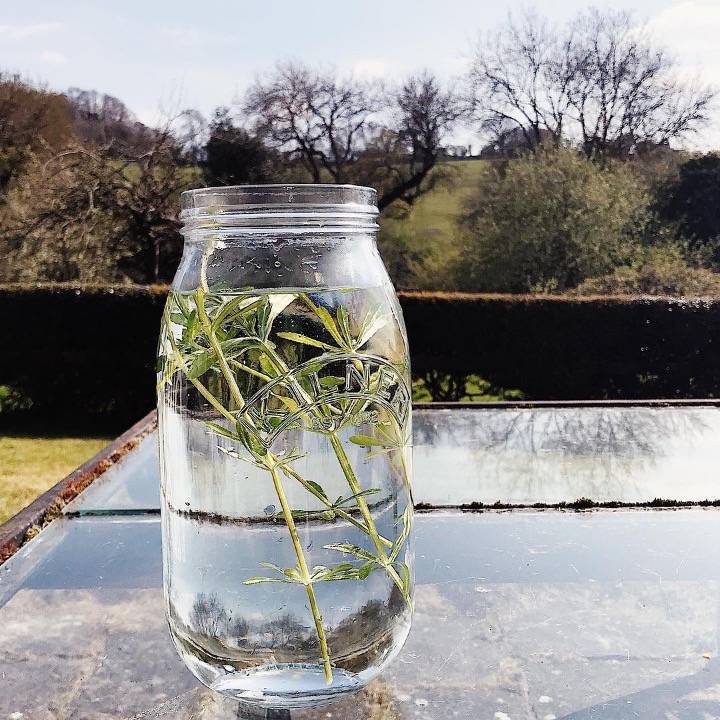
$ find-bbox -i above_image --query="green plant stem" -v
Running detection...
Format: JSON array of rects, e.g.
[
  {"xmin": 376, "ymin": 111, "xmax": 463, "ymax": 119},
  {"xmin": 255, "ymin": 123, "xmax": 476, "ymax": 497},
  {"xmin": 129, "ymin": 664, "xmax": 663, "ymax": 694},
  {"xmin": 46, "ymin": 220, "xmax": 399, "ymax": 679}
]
[
  {"xmin": 280, "ymin": 463, "xmax": 392, "ymax": 548},
  {"xmin": 269, "ymin": 462, "xmax": 333, "ymax": 684},
  {"xmin": 259, "ymin": 343, "xmax": 403, "ymax": 576},
  {"xmin": 195, "ymin": 287, "xmax": 246, "ymax": 411},
  {"xmin": 328, "ymin": 431, "xmax": 408, "ymax": 601},
  {"xmin": 230, "ymin": 359, "xmax": 272, "ymax": 382},
  {"xmin": 390, "ymin": 417, "xmax": 412, "ymax": 494},
  {"xmin": 179, "ymin": 291, "xmax": 335, "ymax": 682}
]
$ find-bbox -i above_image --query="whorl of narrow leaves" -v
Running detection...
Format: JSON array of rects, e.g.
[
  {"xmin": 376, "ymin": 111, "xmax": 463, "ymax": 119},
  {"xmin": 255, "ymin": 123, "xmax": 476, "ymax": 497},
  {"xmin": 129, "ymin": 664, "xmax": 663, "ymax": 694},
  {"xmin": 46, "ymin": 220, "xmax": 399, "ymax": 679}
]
[{"xmin": 159, "ymin": 288, "xmax": 412, "ymax": 603}]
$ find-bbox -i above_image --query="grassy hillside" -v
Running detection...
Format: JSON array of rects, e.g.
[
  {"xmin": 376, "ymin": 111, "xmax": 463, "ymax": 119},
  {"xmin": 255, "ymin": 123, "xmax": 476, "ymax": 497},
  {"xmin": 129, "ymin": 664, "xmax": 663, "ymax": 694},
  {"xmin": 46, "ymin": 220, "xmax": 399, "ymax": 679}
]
[
  {"xmin": 379, "ymin": 159, "xmax": 487, "ymax": 289},
  {"xmin": 405, "ymin": 159, "xmax": 487, "ymax": 235},
  {"xmin": 0, "ymin": 436, "xmax": 109, "ymax": 523}
]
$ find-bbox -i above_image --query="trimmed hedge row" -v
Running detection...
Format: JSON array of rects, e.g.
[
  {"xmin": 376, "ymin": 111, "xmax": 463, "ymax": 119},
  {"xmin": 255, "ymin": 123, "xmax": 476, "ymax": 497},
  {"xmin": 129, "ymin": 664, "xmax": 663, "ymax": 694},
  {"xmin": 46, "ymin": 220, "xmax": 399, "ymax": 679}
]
[
  {"xmin": 402, "ymin": 291, "xmax": 720, "ymax": 400},
  {"xmin": 1, "ymin": 284, "xmax": 167, "ymax": 432},
  {"xmin": 2, "ymin": 284, "xmax": 720, "ymax": 432}
]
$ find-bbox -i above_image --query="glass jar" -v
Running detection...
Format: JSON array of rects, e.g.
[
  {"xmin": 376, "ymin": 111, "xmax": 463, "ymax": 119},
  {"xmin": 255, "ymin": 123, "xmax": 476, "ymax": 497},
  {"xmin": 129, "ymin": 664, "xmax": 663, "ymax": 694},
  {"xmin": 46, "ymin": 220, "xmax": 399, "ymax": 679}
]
[{"xmin": 157, "ymin": 185, "xmax": 413, "ymax": 709}]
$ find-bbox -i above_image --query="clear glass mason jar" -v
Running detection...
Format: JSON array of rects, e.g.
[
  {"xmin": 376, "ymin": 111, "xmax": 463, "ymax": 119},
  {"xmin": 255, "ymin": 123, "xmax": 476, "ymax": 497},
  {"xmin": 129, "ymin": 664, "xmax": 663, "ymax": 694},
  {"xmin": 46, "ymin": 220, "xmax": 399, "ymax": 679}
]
[{"xmin": 157, "ymin": 185, "xmax": 413, "ymax": 709}]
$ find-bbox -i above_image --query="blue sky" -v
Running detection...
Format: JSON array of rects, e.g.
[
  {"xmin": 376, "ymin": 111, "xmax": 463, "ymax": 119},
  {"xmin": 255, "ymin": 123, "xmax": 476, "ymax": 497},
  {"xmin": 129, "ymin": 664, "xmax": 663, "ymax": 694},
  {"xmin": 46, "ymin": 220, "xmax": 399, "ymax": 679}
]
[{"xmin": 2, "ymin": 1, "xmax": 719, "ymax": 146}]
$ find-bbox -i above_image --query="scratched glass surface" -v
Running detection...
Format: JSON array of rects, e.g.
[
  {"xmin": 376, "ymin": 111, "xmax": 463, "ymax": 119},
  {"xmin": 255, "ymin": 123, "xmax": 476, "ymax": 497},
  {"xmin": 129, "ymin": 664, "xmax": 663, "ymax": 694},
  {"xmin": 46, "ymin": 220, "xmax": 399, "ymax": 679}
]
[{"xmin": 3, "ymin": 510, "xmax": 720, "ymax": 718}]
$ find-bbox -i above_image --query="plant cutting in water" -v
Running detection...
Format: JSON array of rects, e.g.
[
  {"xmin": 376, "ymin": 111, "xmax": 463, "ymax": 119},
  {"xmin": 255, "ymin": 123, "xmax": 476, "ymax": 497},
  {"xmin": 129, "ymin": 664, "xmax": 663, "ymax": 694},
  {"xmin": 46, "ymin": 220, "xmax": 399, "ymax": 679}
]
[{"xmin": 158, "ymin": 281, "xmax": 412, "ymax": 685}]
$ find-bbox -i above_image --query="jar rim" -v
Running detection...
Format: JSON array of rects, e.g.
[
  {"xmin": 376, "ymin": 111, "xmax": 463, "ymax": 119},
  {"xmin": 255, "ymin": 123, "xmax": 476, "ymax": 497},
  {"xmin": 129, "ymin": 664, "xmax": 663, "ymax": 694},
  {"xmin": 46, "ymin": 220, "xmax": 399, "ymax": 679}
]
[{"xmin": 180, "ymin": 184, "xmax": 378, "ymax": 220}]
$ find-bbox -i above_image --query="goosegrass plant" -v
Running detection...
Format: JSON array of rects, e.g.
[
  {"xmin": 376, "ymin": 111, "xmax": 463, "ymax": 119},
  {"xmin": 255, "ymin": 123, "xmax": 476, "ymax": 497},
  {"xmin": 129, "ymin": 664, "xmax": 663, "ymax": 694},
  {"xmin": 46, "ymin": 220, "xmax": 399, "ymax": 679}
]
[{"xmin": 158, "ymin": 280, "xmax": 412, "ymax": 684}]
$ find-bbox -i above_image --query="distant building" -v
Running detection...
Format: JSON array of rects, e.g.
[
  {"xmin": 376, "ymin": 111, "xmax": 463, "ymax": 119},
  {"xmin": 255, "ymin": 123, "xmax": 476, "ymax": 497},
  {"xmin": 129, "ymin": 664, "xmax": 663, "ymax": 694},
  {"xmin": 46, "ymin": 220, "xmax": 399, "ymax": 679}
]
[
  {"xmin": 441, "ymin": 144, "xmax": 473, "ymax": 159},
  {"xmin": 479, "ymin": 127, "xmax": 557, "ymax": 158}
]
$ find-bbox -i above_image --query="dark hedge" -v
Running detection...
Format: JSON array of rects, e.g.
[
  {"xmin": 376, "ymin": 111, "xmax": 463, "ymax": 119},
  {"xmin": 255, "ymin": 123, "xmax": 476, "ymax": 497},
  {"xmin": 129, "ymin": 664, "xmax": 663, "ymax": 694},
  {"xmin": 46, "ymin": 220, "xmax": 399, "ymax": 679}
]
[
  {"xmin": 0, "ymin": 284, "xmax": 167, "ymax": 433},
  {"xmin": 403, "ymin": 291, "xmax": 720, "ymax": 401},
  {"xmin": 2, "ymin": 284, "xmax": 719, "ymax": 432}
]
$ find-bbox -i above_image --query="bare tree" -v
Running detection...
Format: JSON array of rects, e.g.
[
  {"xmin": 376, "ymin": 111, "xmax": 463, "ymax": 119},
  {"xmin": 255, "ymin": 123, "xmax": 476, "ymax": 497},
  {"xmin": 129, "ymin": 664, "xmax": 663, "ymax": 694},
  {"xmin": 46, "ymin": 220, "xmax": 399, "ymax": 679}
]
[
  {"xmin": 2, "ymin": 118, "xmax": 196, "ymax": 283},
  {"xmin": 469, "ymin": 8, "xmax": 715, "ymax": 158},
  {"xmin": 369, "ymin": 72, "xmax": 465, "ymax": 210},
  {"xmin": 190, "ymin": 593, "xmax": 229, "ymax": 638},
  {"xmin": 114, "ymin": 122, "xmax": 196, "ymax": 281},
  {"xmin": 468, "ymin": 11, "xmax": 573, "ymax": 150},
  {"xmin": 1, "ymin": 146, "xmax": 126, "ymax": 282},
  {"xmin": 243, "ymin": 62, "xmax": 379, "ymax": 183},
  {"xmin": 243, "ymin": 62, "xmax": 463, "ymax": 211},
  {"xmin": 566, "ymin": 9, "xmax": 714, "ymax": 158}
]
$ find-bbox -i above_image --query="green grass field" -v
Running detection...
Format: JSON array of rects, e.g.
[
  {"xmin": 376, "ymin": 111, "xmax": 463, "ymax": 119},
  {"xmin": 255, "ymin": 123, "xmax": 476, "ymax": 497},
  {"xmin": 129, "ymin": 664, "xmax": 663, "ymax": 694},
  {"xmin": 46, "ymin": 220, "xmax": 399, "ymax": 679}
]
[
  {"xmin": 405, "ymin": 159, "xmax": 487, "ymax": 234},
  {"xmin": 380, "ymin": 159, "xmax": 488, "ymax": 288},
  {"xmin": 0, "ymin": 436, "xmax": 110, "ymax": 523}
]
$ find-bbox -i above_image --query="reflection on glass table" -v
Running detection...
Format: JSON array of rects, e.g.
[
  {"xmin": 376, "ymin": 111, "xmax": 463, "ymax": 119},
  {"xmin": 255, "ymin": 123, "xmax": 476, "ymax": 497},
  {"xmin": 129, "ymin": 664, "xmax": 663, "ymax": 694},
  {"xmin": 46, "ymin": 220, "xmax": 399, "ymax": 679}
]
[
  {"xmin": 5, "ymin": 403, "xmax": 720, "ymax": 718},
  {"xmin": 64, "ymin": 405, "xmax": 720, "ymax": 515},
  {"xmin": 3, "ymin": 510, "xmax": 720, "ymax": 718}
]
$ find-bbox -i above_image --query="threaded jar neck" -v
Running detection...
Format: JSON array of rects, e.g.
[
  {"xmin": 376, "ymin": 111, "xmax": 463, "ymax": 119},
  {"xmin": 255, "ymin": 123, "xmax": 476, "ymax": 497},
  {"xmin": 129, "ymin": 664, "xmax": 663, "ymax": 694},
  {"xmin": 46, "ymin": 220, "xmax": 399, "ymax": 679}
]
[{"xmin": 180, "ymin": 184, "xmax": 379, "ymax": 233}]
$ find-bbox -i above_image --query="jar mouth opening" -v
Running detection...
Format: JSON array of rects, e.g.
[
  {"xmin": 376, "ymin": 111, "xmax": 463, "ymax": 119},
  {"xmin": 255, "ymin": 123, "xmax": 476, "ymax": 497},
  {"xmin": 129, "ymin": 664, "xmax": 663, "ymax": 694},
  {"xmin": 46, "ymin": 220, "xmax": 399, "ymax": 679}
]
[{"xmin": 181, "ymin": 184, "xmax": 379, "ymax": 226}]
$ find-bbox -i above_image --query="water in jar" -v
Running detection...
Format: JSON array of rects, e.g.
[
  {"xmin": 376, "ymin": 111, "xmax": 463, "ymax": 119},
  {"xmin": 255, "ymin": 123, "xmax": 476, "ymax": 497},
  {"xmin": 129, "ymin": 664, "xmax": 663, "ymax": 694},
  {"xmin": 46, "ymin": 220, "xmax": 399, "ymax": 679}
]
[{"xmin": 157, "ymin": 286, "xmax": 413, "ymax": 708}]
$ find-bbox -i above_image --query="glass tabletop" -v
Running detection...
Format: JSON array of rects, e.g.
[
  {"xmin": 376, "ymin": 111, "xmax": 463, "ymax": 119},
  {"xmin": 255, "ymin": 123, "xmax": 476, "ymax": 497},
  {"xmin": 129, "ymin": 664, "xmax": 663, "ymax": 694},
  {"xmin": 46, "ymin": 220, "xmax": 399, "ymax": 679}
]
[
  {"xmin": 3, "ymin": 509, "xmax": 720, "ymax": 718},
  {"xmin": 6, "ymin": 403, "xmax": 720, "ymax": 718},
  {"xmin": 63, "ymin": 432, "xmax": 160, "ymax": 514}
]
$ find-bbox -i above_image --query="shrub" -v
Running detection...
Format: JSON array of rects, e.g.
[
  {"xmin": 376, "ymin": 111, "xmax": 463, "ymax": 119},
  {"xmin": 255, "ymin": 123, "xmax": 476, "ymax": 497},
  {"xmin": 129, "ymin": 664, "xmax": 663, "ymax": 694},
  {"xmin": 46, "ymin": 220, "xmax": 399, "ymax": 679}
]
[
  {"xmin": 458, "ymin": 149, "xmax": 649, "ymax": 292},
  {"xmin": 655, "ymin": 153, "xmax": 720, "ymax": 263},
  {"xmin": 576, "ymin": 244, "xmax": 720, "ymax": 296}
]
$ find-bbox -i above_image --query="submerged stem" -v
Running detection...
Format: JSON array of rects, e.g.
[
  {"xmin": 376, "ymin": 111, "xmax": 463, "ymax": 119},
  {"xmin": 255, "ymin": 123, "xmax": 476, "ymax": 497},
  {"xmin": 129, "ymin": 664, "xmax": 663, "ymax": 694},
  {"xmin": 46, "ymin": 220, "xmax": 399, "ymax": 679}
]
[
  {"xmin": 280, "ymin": 463, "xmax": 393, "ymax": 548},
  {"xmin": 329, "ymin": 432, "xmax": 386, "ymax": 556},
  {"xmin": 328, "ymin": 432, "xmax": 408, "ymax": 602},
  {"xmin": 269, "ymin": 462, "xmax": 333, "ymax": 684}
]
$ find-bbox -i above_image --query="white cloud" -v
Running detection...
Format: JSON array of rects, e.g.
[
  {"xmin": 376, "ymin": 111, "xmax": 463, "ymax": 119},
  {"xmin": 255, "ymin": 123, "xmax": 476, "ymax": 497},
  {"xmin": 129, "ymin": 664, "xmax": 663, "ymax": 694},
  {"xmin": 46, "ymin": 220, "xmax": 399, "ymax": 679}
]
[
  {"xmin": 646, "ymin": 2, "xmax": 720, "ymax": 86},
  {"xmin": 38, "ymin": 50, "xmax": 67, "ymax": 65},
  {"xmin": 647, "ymin": 2, "xmax": 720, "ymax": 60},
  {"xmin": 158, "ymin": 25, "xmax": 234, "ymax": 48},
  {"xmin": 159, "ymin": 25, "xmax": 207, "ymax": 47},
  {"xmin": 346, "ymin": 55, "xmax": 463, "ymax": 84},
  {"xmin": 0, "ymin": 23, "xmax": 62, "ymax": 40}
]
